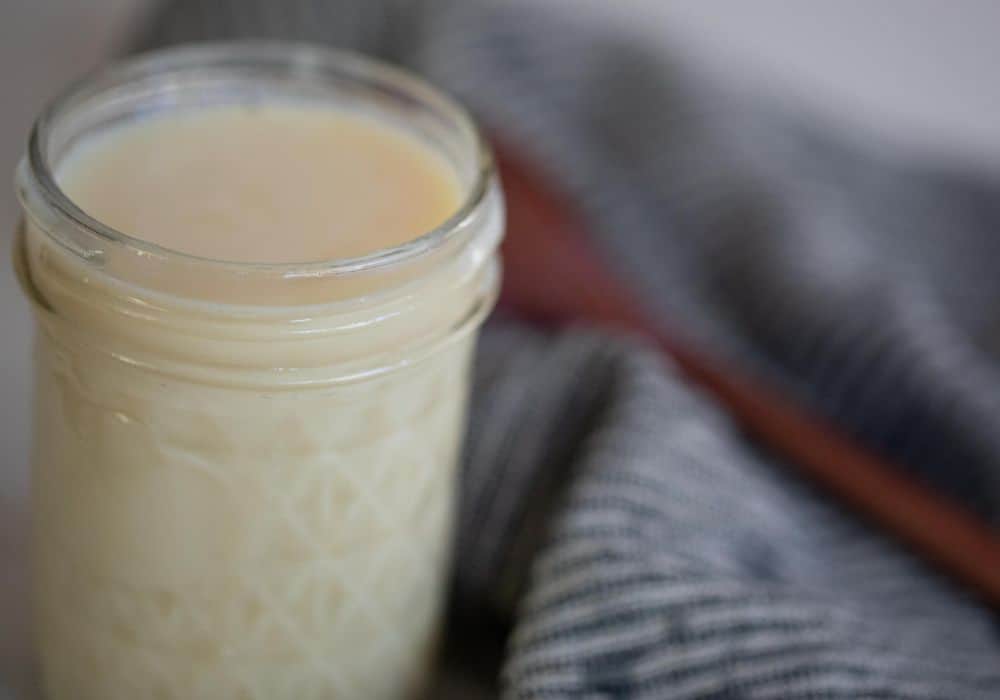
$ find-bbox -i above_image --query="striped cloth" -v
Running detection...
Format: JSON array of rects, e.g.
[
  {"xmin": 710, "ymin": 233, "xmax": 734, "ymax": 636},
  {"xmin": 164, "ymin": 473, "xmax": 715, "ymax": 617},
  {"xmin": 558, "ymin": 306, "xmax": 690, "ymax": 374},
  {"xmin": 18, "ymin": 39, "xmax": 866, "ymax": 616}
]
[{"xmin": 136, "ymin": 1, "xmax": 1000, "ymax": 697}]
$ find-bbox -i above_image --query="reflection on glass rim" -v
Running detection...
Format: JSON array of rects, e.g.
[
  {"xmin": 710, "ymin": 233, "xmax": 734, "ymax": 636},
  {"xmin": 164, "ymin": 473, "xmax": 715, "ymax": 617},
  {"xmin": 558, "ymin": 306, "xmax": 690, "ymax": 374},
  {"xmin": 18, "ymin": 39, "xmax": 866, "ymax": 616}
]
[{"xmin": 22, "ymin": 41, "xmax": 494, "ymax": 276}]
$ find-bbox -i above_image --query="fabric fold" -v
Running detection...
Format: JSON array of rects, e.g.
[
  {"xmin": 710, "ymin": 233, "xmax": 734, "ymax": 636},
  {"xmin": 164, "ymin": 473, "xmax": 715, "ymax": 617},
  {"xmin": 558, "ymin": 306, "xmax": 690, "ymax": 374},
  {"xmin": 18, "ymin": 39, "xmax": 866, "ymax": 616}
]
[{"xmin": 466, "ymin": 326, "xmax": 998, "ymax": 698}]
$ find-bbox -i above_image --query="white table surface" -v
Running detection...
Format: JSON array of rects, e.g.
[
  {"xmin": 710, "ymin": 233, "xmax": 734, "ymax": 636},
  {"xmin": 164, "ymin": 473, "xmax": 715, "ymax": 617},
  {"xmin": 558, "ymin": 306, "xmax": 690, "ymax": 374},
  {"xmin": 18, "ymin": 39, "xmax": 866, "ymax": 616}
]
[{"xmin": 2, "ymin": 1, "xmax": 1000, "ymax": 695}]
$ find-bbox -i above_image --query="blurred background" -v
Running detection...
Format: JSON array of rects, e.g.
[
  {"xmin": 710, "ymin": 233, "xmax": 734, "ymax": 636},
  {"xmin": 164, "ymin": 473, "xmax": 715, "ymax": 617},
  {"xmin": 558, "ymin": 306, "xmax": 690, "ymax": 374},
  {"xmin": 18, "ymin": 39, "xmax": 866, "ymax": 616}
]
[{"xmin": 2, "ymin": 0, "xmax": 1000, "ymax": 695}]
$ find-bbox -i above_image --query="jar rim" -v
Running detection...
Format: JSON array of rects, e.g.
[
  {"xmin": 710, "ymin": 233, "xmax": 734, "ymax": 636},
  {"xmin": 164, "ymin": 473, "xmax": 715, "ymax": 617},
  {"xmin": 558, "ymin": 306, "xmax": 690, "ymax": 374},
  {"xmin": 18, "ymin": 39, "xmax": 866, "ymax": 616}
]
[{"xmin": 23, "ymin": 40, "xmax": 494, "ymax": 278}]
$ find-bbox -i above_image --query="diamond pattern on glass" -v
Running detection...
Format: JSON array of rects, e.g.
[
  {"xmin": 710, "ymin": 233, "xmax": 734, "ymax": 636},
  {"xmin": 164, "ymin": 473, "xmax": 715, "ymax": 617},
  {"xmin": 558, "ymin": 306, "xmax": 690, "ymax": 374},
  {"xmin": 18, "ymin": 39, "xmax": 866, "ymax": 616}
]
[{"xmin": 33, "ymin": 339, "xmax": 473, "ymax": 699}]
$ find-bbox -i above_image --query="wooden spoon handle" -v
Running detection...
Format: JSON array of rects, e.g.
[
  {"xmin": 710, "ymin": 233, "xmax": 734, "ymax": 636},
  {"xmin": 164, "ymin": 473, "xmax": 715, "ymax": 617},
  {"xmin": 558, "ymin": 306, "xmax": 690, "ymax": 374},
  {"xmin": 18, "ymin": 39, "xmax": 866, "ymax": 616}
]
[{"xmin": 494, "ymin": 143, "xmax": 1000, "ymax": 608}]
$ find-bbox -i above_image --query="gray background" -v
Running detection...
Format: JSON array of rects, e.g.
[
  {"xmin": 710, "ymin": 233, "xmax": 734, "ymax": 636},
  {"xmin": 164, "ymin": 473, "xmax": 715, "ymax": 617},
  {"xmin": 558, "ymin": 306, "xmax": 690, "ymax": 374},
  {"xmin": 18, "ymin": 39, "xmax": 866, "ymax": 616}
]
[{"xmin": 2, "ymin": 1, "xmax": 999, "ymax": 694}]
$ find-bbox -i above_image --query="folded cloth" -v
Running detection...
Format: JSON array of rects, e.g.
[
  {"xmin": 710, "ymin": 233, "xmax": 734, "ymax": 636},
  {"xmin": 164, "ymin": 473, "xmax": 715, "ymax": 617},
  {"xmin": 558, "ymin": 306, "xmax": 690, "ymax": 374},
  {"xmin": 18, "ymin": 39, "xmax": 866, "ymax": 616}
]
[
  {"xmin": 462, "ymin": 326, "xmax": 1000, "ymax": 698},
  {"xmin": 137, "ymin": 0, "xmax": 1000, "ymax": 697}
]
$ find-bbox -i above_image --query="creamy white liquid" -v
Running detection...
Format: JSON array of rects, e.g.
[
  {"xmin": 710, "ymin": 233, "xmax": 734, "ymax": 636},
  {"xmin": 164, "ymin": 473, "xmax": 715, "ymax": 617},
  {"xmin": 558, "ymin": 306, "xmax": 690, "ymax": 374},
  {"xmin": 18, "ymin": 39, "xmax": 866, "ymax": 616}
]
[
  {"xmin": 59, "ymin": 105, "xmax": 462, "ymax": 263},
  {"xmin": 26, "ymin": 104, "xmax": 492, "ymax": 699}
]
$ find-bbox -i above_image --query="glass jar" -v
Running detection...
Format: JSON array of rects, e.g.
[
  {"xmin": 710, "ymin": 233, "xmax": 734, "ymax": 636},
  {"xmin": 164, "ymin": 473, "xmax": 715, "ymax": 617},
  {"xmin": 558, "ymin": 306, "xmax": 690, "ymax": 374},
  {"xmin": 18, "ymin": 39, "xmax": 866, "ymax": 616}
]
[{"xmin": 14, "ymin": 42, "xmax": 502, "ymax": 700}]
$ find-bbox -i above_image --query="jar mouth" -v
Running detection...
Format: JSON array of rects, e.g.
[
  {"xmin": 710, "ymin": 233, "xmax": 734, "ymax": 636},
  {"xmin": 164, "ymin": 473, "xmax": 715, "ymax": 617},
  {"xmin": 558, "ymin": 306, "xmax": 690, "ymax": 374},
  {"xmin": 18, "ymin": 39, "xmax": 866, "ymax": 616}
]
[{"xmin": 23, "ymin": 40, "xmax": 493, "ymax": 277}]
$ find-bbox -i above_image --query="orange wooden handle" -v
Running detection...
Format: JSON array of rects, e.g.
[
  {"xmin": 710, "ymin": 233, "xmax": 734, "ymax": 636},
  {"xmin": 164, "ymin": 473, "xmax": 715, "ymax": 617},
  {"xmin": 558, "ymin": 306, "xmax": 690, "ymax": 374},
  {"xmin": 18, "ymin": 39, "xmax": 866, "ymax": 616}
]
[{"xmin": 494, "ymin": 143, "xmax": 1000, "ymax": 607}]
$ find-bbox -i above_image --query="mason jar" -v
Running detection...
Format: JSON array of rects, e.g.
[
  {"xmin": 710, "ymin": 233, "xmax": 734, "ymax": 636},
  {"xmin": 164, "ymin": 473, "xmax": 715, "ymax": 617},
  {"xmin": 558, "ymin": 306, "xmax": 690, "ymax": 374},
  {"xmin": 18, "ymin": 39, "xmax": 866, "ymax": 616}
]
[{"xmin": 14, "ymin": 43, "xmax": 502, "ymax": 700}]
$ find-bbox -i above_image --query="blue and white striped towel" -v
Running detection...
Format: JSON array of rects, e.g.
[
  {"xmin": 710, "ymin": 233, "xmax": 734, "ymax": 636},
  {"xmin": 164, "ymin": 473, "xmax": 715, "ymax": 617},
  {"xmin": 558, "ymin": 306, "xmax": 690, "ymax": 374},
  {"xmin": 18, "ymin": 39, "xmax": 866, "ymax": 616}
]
[{"xmin": 137, "ymin": 1, "xmax": 1000, "ymax": 697}]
